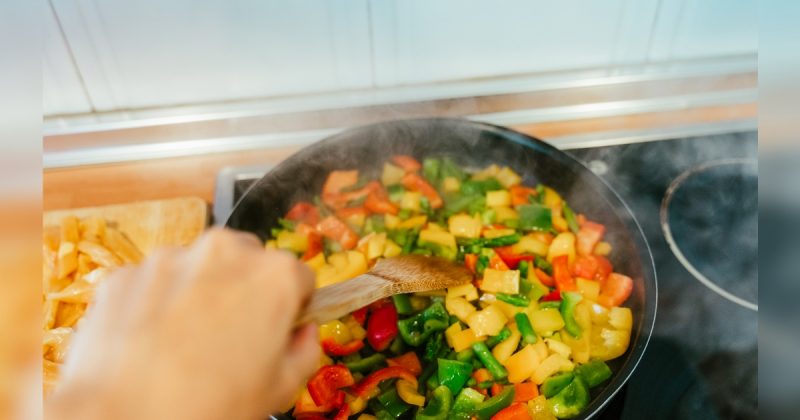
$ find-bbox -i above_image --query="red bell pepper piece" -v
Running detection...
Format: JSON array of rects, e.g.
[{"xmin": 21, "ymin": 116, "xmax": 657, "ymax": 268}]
[
  {"xmin": 488, "ymin": 255, "xmax": 510, "ymax": 271},
  {"xmin": 331, "ymin": 404, "xmax": 350, "ymax": 420},
  {"xmin": 490, "ymin": 383, "xmax": 505, "ymax": 397},
  {"xmin": 322, "ymin": 170, "xmax": 359, "ymax": 196},
  {"xmin": 573, "ymin": 255, "xmax": 599, "ymax": 279},
  {"xmin": 577, "ymin": 221, "xmax": 606, "ymax": 256},
  {"xmin": 597, "ymin": 273, "xmax": 633, "ymax": 308},
  {"xmin": 351, "ymin": 306, "xmax": 369, "ymax": 325},
  {"xmin": 509, "ymin": 185, "xmax": 537, "ymax": 206},
  {"xmin": 286, "ymin": 202, "xmax": 320, "ymax": 225},
  {"xmin": 364, "ymin": 183, "xmax": 399, "ymax": 215},
  {"xmin": 513, "ymin": 382, "xmax": 539, "ymax": 402},
  {"xmin": 464, "ymin": 253, "xmax": 478, "ymax": 274},
  {"xmin": 306, "ymin": 365, "xmax": 355, "ymax": 407},
  {"xmin": 491, "ymin": 402, "xmax": 531, "ymax": 420},
  {"xmin": 552, "ymin": 255, "xmax": 577, "ymax": 292},
  {"xmin": 296, "ymin": 223, "xmax": 323, "ymax": 261},
  {"xmin": 534, "ymin": 268, "xmax": 554, "ymax": 287},
  {"xmin": 493, "ymin": 246, "xmax": 534, "ymax": 270},
  {"xmin": 317, "ymin": 216, "xmax": 359, "ymax": 250},
  {"xmin": 294, "ymin": 415, "xmax": 327, "ymax": 420},
  {"xmin": 322, "ymin": 338, "xmax": 364, "ymax": 356},
  {"xmin": 387, "ymin": 352, "xmax": 422, "ymax": 376},
  {"xmin": 336, "ymin": 206, "xmax": 368, "ymax": 220},
  {"xmin": 391, "ymin": 155, "xmax": 422, "ymax": 172},
  {"xmin": 542, "ymin": 290, "xmax": 562, "ymax": 302},
  {"xmin": 595, "ymin": 255, "xmax": 613, "ymax": 283},
  {"xmin": 366, "ymin": 302, "xmax": 398, "ymax": 351},
  {"xmin": 352, "ymin": 367, "xmax": 418, "ymax": 399},
  {"xmin": 401, "ymin": 172, "xmax": 443, "ymax": 208}
]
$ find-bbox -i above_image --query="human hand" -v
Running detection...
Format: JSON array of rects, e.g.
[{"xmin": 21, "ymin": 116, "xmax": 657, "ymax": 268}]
[{"xmin": 47, "ymin": 228, "xmax": 320, "ymax": 420}]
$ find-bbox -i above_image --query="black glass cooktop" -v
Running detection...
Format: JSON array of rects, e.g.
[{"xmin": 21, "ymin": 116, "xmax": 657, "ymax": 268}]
[{"xmin": 215, "ymin": 131, "xmax": 758, "ymax": 419}]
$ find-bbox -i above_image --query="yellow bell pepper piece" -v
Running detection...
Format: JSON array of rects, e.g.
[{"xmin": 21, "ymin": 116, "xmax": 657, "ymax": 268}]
[
  {"xmin": 590, "ymin": 327, "xmax": 630, "ymax": 361},
  {"xmin": 384, "ymin": 214, "xmax": 401, "ymax": 229},
  {"xmin": 495, "ymin": 167, "xmax": 522, "ymax": 188},
  {"xmin": 492, "ymin": 330, "xmax": 521, "ymax": 364},
  {"xmin": 443, "ymin": 176, "xmax": 461, "ymax": 193},
  {"xmin": 447, "ymin": 283, "xmax": 479, "ymax": 301},
  {"xmin": 482, "ymin": 228, "xmax": 516, "ymax": 239},
  {"xmin": 532, "ymin": 354, "xmax": 573, "ymax": 384},
  {"xmin": 276, "ymin": 231, "xmax": 308, "ymax": 253},
  {"xmin": 466, "ymin": 304, "xmax": 508, "ymax": 337},
  {"xmin": 446, "ymin": 296, "xmax": 477, "ymax": 323},
  {"xmin": 448, "ymin": 214, "xmax": 482, "ymax": 238},
  {"xmin": 480, "ymin": 269, "xmax": 520, "ymax": 294},
  {"xmin": 366, "ymin": 232, "xmax": 387, "ymax": 260},
  {"xmin": 544, "ymin": 338, "xmax": 572, "ymax": 358},
  {"xmin": 418, "ymin": 229, "xmax": 457, "ymax": 250},
  {"xmin": 383, "ymin": 239, "xmax": 402, "ymax": 258},
  {"xmin": 609, "ymin": 307, "xmax": 633, "ymax": 332},
  {"xmin": 543, "ymin": 187, "xmax": 562, "ymax": 209},
  {"xmin": 319, "ymin": 320, "xmax": 353, "ymax": 344},
  {"xmin": 486, "ymin": 190, "xmax": 511, "ymax": 207},
  {"xmin": 265, "ymin": 240, "xmax": 277, "ymax": 249},
  {"xmin": 399, "ymin": 215, "xmax": 428, "ymax": 229},
  {"xmin": 494, "ymin": 206, "xmax": 519, "ymax": 223},
  {"xmin": 401, "ymin": 191, "xmax": 422, "ymax": 212},
  {"xmin": 305, "ymin": 252, "xmax": 326, "ymax": 272},
  {"xmin": 576, "ymin": 277, "xmax": 600, "ymax": 301},
  {"xmin": 504, "ymin": 345, "xmax": 541, "ymax": 383},
  {"xmin": 451, "ymin": 328, "xmax": 484, "ymax": 352},
  {"xmin": 594, "ymin": 241, "xmax": 612, "ymax": 256},
  {"xmin": 512, "ymin": 235, "xmax": 549, "ymax": 256},
  {"xmin": 528, "ymin": 309, "xmax": 565, "ymax": 334},
  {"xmin": 382, "ymin": 162, "xmax": 405, "ymax": 186},
  {"xmin": 445, "ymin": 322, "xmax": 462, "ymax": 348},
  {"xmin": 397, "ymin": 380, "xmax": 426, "ymax": 406},
  {"xmin": 547, "ymin": 232, "xmax": 576, "ymax": 264},
  {"xmin": 472, "ymin": 164, "xmax": 500, "ymax": 180}
]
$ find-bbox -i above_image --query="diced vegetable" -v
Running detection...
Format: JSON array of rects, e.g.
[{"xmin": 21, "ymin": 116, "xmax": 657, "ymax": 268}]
[
  {"xmin": 491, "ymin": 329, "xmax": 521, "ymax": 364},
  {"xmin": 446, "ymin": 297, "xmax": 477, "ymax": 323},
  {"xmin": 547, "ymin": 232, "xmax": 576, "ymax": 264},
  {"xmin": 597, "ymin": 273, "xmax": 634, "ymax": 307},
  {"xmin": 486, "ymin": 190, "xmax": 511, "ymax": 208},
  {"xmin": 474, "ymin": 384, "xmax": 515, "ymax": 419},
  {"xmin": 529, "ymin": 309, "xmax": 565, "ymax": 335},
  {"xmin": 549, "ymin": 376, "xmax": 589, "ymax": 418},
  {"xmin": 480, "ymin": 269, "xmax": 520, "ymax": 295},
  {"xmin": 448, "ymin": 214, "xmax": 483, "ymax": 238},
  {"xmin": 438, "ymin": 358, "xmax": 473, "ymax": 394},
  {"xmin": 381, "ymin": 162, "xmax": 406, "ymax": 186},
  {"xmin": 504, "ymin": 345, "xmax": 541, "ymax": 383},
  {"xmin": 415, "ymin": 385, "xmax": 452, "ymax": 420},
  {"xmin": 472, "ymin": 342, "xmax": 508, "ymax": 381},
  {"xmin": 517, "ymin": 204, "xmax": 552, "ymax": 232},
  {"xmin": 466, "ymin": 305, "xmax": 509, "ymax": 337}
]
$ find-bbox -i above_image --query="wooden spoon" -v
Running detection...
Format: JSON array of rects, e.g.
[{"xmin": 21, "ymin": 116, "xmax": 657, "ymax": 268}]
[{"xmin": 297, "ymin": 254, "xmax": 473, "ymax": 325}]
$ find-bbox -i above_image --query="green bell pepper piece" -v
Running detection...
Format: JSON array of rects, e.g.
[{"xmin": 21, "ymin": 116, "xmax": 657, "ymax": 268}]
[
  {"xmin": 471, "ymin": 342, "xmax": 508, "ymax": 380},
  {"xmin": 415, "ymin": 385, "xmax": 453, "ymax": 420},
  {"xmin": 534, "ymin": 255, "xmax": 553, "ymax": 275},
  {"xmin": 378, "ymin": 388, "xmax": 411, "ymax": 418},
  {"xmin": 562, "ymin": 202, "xmax": 580, "ymax": 234},
  {"xmin": 437, "ymin": 359, "xmax": 473, "ymax": 394},
  {"xmin": 575, "ymin": 360, "xmax": 613, "ymax": 388},
  {"xmin": 496, "ymin": 293, "xmax": 530, "ymax": 307},
  {"xmin": 560, "ymin": 292, "xmax": 583, "ymax": 338},
  {"xmin": 424, "ymin": 333, "xmax": 446, "ymax": 362},
  {"xmin": 345, "ymin": 353, "xmax": 387, "ymax": 373},
  {"xmin": 514, "ymin": 312, "xmax": 537, "ymax": 344},
  {"xmin": 418, "ymin": 361, "xmax": 438, "ymax": 394},
  {"xmin": 460, "ymin": 179, "xmax": 503, "ymax": 196},
  {"xmin": 474, "ymin": 385, "xmax": 515, "ymax": 420},
  {"xmin": 387, "ymin": 184, "xmax": 406, "ymax": 202},
  {"xmin": 440, "ymin": 157, "xmax": 466, "ymax": 181},
  {"xmin": 549, "ymin": 376, "xmax": 590, "ymax": 418},
  {"xmin": 448, "ymin": 387, "xmax": 485, "ymax": 420},
  {"xmin": 393, "ymin": 294, "xmax": 415, "ymax": 315},
  {"xmin": 541, "ymin": 372, "xmax": 575, "ymax": 398},
  {"xmin": 484, "ymin": 327, "xmax": 511, "ymax": 348},
  {"xmin": 518, "ymin": 204, "xmax": 552, "ymax": 232},
  {"xmin": 423, "ymin": 158, "xmax": 442, "ymax": 183},
  {"xmin": 398, "ymin": 302, "xmax": 450, "ymax": 346},
  {"xmin": 482, "ymin": 233, "xmax": 521, "ymax": 247}
]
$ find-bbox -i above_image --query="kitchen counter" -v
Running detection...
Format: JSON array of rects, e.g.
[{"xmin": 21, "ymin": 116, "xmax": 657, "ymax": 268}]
[{"xmin": 43, "ymin": 68, "xmax": 756, "ymax": 211}]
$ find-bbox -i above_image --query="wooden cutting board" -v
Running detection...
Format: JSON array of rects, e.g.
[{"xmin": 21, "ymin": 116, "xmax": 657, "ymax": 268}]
[{"xmin": 43, "ymin": 197, "xmax": 209, "ymax": 254}]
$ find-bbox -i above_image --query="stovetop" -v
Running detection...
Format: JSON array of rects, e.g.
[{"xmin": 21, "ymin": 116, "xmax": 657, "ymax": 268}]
[{"xmin": 214, "ymin": 131, "xmax": 758, "ymax": 420}]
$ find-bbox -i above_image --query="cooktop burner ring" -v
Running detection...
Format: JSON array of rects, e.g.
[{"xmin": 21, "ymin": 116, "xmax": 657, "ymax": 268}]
[{"xmin": 660, "ymin": 158, "xmax": 758, "ymax": 311}]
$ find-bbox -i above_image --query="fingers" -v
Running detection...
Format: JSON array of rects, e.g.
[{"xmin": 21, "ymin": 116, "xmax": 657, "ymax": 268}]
[{"xmin": 280, "ymin": 323, "xmax": 321, "ymax": 389}]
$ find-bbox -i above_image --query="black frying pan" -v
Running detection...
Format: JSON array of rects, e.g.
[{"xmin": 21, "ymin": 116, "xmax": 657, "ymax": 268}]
[{"xmin": 226, "ymin": 118, "xmax": 657, "ymax": 419}]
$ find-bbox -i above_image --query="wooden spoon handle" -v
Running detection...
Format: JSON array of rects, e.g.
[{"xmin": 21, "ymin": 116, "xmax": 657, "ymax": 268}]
[{"xmin": 296, "ymin": 273, "xmax": 392, "ymax": 326}]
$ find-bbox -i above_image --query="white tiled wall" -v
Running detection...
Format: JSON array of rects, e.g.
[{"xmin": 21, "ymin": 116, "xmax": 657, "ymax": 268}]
[{"xmin": 44, "ymin": 0, "xmax": 757, "ymax": 116}]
